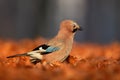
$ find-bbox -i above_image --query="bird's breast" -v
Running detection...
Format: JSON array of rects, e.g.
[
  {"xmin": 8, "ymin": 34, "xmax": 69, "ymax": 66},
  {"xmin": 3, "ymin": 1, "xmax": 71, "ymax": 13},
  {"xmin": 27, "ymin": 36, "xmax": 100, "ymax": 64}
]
[{"xmin": 43, "ymin": 39, "xmax": 73, "ymax": 63}]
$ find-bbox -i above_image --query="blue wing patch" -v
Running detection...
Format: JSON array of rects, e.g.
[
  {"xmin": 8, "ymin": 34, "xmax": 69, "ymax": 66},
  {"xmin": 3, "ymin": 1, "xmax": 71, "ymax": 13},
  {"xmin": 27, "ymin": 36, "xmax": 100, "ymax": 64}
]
[
  {"xmin": 32, "ymin": 44, "xmax": 60, "ymax": 54},
  {"xmin": 45, "ymin": 46, "xmax": 60, "ymax": 53}
]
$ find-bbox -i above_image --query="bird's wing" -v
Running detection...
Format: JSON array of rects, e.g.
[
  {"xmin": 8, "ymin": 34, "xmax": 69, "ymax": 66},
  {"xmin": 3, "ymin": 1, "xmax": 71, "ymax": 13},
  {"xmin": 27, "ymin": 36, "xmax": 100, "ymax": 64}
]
[
  {"xmin": 32, "ymin": 44, "xmax": 60, "ymax": 54},
  {"xmin": 45, "ymin": 46, "xmax": 60, "ymax": 53}
]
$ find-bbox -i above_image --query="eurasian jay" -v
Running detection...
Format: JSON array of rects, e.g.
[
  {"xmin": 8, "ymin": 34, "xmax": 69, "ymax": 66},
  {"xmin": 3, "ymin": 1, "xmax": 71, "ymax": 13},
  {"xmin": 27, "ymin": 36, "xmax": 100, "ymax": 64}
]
[{"xmin": 7, "ymin": 20, "xmax": 82, "ymax": 64}]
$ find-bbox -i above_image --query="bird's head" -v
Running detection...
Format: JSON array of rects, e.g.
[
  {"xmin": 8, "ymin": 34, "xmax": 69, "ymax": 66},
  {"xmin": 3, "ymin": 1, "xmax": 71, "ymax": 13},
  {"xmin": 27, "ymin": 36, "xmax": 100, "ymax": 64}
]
[{"xmin": 60, "ymin": 20, "xmax": 82, "ymax": 34}]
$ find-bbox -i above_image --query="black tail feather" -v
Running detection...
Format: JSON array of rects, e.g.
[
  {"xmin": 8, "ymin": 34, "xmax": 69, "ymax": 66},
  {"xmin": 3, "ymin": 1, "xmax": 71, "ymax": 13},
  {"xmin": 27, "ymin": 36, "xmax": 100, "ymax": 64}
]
[{"xmin": 7, "ymin": 53, "xmax": 27, "ymax": 58}]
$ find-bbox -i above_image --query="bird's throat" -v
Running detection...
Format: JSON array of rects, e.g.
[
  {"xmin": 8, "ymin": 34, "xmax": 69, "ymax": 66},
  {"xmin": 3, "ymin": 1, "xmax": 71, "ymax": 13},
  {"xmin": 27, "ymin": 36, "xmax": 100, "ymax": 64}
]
[{"xmin": 56, "ymin": 30, "xmax": 74, "ymax": 40}]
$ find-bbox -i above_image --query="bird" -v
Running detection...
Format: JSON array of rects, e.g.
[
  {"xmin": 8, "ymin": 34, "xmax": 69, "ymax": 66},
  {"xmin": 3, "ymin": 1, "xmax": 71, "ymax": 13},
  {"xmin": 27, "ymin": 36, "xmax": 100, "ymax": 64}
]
[{"xmin": 7, "ymin": 20, "xmax": 82, "ymax": 65}]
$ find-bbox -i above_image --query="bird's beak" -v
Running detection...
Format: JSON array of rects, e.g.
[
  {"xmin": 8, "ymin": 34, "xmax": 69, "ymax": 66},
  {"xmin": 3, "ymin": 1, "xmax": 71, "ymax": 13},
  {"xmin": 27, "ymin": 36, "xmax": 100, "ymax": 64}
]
[
  {"xmin": 78, "ymin": 26, "xmax": 83, "ymax": 31},
  {"xmin": 72, "ymin": 25, "xmax": 83, "ymax": 33}
]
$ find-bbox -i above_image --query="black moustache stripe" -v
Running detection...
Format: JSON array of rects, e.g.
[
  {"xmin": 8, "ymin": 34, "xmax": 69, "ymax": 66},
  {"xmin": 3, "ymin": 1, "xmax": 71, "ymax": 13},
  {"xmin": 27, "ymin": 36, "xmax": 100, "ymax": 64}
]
[{"xmin": 72, "ymin": 29, "xmax": 78, "ymax": 33}]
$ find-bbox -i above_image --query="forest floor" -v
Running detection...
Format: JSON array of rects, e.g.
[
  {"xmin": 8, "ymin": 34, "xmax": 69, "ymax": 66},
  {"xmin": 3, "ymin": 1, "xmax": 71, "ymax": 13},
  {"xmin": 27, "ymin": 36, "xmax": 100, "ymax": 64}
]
[{"xmin": 0, "ymin": 37, "xmax": 120, "ymax": 80}]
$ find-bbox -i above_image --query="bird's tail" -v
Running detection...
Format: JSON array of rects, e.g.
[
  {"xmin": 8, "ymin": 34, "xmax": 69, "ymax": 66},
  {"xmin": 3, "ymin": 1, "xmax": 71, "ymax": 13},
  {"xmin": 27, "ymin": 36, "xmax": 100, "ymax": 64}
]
[{"xmin": 7, "ymin": 53, "xmax": 28, "ymax": 58}]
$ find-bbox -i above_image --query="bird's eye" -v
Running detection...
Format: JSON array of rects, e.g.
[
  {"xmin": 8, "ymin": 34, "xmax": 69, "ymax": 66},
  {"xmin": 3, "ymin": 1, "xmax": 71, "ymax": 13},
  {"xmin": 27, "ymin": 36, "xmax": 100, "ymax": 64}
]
[{"xmin": 73, "ymin": 24, "xmax": 76, "ymax": 28}]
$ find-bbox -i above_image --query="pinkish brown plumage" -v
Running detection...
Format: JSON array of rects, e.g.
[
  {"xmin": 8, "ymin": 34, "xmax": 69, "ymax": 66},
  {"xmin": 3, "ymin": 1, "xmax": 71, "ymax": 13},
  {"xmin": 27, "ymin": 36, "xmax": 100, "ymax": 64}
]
[{"xmin": 7, "ymin": 20, "xmax": 82, "ymax": 64}]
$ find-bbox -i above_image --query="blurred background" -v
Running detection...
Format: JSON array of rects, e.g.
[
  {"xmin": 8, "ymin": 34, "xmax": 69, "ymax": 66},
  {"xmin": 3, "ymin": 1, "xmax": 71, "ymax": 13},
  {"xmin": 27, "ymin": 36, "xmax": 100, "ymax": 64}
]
[{"xmin": 0, "ymin": 0, "xmax": 120, "ymax": 43}]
